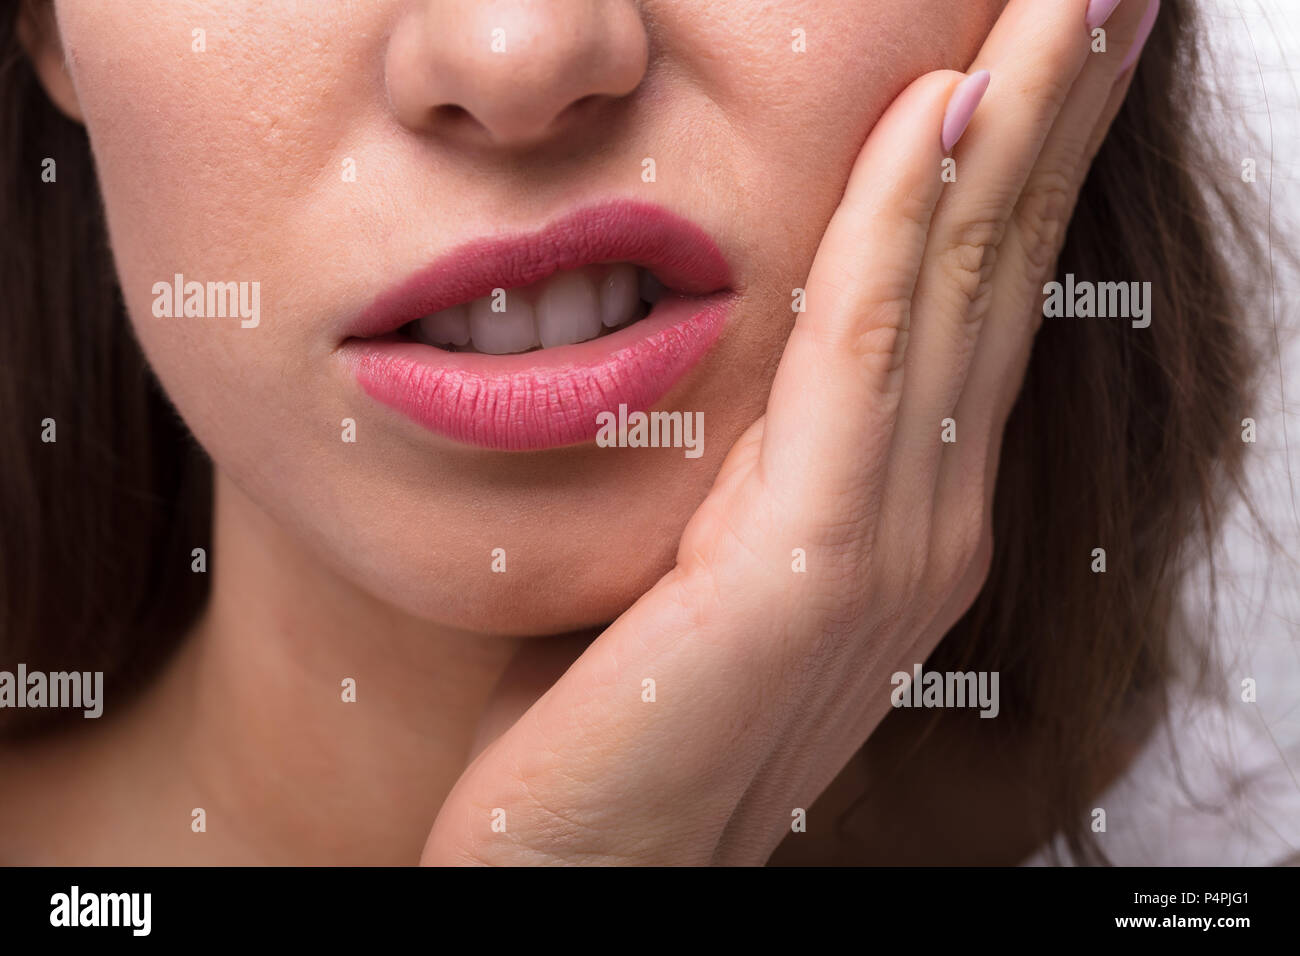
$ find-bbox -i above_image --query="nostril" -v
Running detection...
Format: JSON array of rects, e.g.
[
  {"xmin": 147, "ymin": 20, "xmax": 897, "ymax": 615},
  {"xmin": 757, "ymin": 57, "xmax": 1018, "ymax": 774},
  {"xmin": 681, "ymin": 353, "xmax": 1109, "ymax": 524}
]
[
  {"xmin": 433, "ymin": 104, "xmax": 471, "ymax": 123},
  {"xmin": 558, "ymin": 93, "xmax": 613, "ymax": 126}
]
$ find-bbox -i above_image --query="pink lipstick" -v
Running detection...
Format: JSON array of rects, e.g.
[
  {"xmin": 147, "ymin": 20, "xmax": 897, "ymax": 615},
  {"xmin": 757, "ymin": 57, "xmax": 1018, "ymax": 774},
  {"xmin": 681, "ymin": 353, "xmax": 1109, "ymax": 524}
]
[{"xmin": 340, "ymin": 201, "xmax": 734, "ymax": 451}]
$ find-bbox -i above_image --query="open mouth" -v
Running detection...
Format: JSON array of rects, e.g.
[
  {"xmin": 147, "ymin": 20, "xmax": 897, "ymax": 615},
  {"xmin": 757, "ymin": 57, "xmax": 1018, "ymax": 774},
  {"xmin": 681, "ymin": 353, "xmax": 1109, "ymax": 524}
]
[
  {"xmin": 399, "ymin": 263, "xmax": 667, "ymax": 355},
  {"xmin": 339, "ymin": 200, "xmax": 734, "ymax": 451}
]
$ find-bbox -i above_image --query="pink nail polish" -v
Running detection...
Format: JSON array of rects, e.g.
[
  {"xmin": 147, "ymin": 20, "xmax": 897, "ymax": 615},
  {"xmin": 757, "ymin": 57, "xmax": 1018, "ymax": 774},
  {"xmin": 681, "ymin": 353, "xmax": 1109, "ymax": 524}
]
[
  {"xmin": 1121, "ymin": 0, "xmax": 1160, "ymax": 72},
  {"xmin": 1087, "ymin": 0, "xmax": 1123, "ymax": 30},
  {"xmin": 942, "ymin": 70, "xmax": 991, "ymax": 152}
]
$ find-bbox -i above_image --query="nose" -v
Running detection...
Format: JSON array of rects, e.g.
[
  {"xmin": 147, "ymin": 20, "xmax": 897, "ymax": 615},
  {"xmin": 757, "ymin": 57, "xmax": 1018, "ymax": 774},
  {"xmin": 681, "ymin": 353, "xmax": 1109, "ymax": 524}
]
[{"xmin": 385, "ymin": 0, "xmax": 649, "ymax": 147}]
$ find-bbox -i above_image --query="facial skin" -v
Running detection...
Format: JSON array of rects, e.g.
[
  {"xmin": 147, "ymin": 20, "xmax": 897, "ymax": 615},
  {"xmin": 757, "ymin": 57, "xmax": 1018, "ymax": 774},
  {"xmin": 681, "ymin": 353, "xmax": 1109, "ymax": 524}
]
[
  {"xmin": 8, "ymin": 0, "xmax": 1015, "ymax": 865},
  {"xmin": 44, "ymin": 0, "xmax": 1000, "ymax": 637}
]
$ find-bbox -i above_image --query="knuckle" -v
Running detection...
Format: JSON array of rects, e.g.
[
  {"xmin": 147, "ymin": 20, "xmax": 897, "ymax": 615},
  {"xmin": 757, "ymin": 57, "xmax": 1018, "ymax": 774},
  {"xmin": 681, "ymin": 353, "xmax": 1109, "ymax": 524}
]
[
  {"xmin": 850, "ymin": 315, "xmax": 910, "ymax": 375},
  {"xmin": 813, "ymin": 297, "xmax": 911, "ymax": 375},
  {"xmin": 948, "ymin": 213, "xmax": 1005, "ymax": 260},
  {"xmin": 937, "ymin": 236, "xmax": 1000, "ymax": 322},
  {"xmin": 1015, "ymin": 171, "xmax": 1076, "ymax": 276},
  {"xmin": 897, "ymin": 182, "xmax": 938, "ymax": 232}
]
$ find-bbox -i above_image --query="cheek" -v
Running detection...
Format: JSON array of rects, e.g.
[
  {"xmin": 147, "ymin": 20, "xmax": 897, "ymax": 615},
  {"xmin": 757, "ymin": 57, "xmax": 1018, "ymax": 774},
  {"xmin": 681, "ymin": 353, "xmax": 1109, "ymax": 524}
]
[
  {"xmin": 655, "ymin": 0, "xmax": 1003, "ymax": 316},
  {"xmin": 52, "ymin": 4, "xmax": 394, "ymax": 595},
  {"xmin": 56, "ymin": 1, "xmax": 383, "ymax": 466},
  {"xmin": 61, "ymin": 1, "xmax": 347, "ymax": 260},
  {"xmin": 57, "ymin": 3, "xmax": 370, "ymax": 311}
]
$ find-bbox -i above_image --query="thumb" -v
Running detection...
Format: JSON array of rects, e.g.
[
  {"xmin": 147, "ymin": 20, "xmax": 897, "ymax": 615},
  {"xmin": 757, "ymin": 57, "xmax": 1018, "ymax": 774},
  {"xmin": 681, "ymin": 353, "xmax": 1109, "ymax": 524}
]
[{"xmin": 467, "ymin": 630, "xmax": 599, "ymax": 761}]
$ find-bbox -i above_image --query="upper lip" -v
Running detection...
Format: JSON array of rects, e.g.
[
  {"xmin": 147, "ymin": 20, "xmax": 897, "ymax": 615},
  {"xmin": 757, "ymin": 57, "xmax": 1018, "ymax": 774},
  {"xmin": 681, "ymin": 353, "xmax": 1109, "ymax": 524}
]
[{"xmin": 346, "ymin": 199, "xmax": 733, "ymax": 340}]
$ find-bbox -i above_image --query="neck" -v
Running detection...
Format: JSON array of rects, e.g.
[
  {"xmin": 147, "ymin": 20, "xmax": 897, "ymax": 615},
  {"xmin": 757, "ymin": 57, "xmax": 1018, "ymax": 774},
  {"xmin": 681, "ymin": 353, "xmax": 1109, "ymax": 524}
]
[{"xmin": 136, "ymin": 472, "xmax": 522, "ymax": 864}]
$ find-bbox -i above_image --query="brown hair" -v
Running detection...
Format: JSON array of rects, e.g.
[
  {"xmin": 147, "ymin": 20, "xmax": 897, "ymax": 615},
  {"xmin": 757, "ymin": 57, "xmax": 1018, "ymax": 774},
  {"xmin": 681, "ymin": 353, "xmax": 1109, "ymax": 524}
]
[
  {"xmin": 0, "ymin": 0, "xmax": 211, "ymax": 732},
  {"xmin": 0, "ymin": 0, "xmax": 1271, "ymax": 863}
]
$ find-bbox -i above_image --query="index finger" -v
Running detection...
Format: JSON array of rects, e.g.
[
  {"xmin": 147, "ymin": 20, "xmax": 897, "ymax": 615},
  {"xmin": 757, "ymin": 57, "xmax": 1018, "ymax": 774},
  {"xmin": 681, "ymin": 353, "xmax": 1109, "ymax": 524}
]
[{"xmin": 758, "ymin": 69, "xmax": 969, "ymax": 503}]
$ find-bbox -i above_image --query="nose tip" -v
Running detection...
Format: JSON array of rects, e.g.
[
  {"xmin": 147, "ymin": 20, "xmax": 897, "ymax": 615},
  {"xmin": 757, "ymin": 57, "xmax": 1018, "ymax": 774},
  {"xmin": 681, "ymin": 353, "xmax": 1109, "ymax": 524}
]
[{"xmin": 385, "ymin": 2, "xmax": 648, "ymax": 147}]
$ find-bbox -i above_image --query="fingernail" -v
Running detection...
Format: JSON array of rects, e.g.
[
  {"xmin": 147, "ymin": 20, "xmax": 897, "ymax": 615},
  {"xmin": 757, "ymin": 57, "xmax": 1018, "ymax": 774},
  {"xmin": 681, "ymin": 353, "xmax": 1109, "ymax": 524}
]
[
  {"xmin": 1086, "ymin": 0, "xmax": 1123, "ymax": 30},
  {"xmin": 1121, "ymin": 0, "xmax": 1160, "ymax": 72},
  {"xmin": 942, "ymin": 70, "xmax": 991, "ymax": 152}
]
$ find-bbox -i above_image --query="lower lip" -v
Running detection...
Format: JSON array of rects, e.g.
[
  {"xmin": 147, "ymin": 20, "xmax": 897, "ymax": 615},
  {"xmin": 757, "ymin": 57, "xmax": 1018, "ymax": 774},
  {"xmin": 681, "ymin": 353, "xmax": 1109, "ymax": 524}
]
[{"xmin": 341, "ymin": 293, "xmax": 732, "ymax": 451}]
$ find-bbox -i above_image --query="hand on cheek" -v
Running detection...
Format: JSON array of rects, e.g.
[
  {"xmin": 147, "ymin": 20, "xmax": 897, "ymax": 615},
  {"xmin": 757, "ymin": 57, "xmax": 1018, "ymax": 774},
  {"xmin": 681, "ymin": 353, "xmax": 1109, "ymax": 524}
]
[{"xmin": 422, "ymin": 0, "xmax": 1159, "ymax": 867}]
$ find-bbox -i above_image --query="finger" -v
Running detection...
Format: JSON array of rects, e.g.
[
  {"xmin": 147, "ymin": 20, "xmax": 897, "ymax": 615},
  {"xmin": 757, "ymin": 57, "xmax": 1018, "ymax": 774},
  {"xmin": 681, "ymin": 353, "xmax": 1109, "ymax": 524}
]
[
  {"xmin": 466, "ymin": 631, "xmax": 596, "ymax": 762},
  {"xmin": 883, "ymin": 0, "xmax": 1119, "ymax": 515},
  {"xmin": 1081, "ymin": 0, "xmax": 1161, "ymax": 175},
  {"xmin": 955, "ymin": 0, "xmax": 1159, "ymax": 481},
  {"xmin": 758, "ymin": 69, "xmax": 968, "ymax": 506}
]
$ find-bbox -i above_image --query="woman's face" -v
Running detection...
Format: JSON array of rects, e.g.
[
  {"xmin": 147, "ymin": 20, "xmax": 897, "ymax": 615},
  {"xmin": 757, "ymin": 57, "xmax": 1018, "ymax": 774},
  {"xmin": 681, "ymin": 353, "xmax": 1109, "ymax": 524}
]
[{"xmin": 47, "ymin": 0, "xmax": 1000, "ymax": 635}]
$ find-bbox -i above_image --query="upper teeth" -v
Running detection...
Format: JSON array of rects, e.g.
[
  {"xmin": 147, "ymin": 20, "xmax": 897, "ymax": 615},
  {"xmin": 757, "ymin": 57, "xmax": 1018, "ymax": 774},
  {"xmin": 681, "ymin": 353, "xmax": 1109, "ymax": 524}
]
[{"xmin": 412, "ymin": 264, "xmax": 665, "ymax": 354}]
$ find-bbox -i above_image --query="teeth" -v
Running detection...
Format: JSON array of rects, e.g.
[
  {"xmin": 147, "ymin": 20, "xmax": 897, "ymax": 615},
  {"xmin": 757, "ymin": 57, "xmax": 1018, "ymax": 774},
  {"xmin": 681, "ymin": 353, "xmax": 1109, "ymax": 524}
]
[
  {"xmin": 469, "ymin": 291, "xmax": 538, "ymax": 354},
  {"xmin": 415, "ymin": 305, "xmax": 470, "ymax": 346},
  {"xmin": 537, "ymin": 272, "xmax": 601, "ymax": 348},
  {"xmin": 419, "ymin": 265, "xmax": 663, "ymax": 354},
  {"xmin": 599, "ymin": 264, "xmax": 640, "ymax": 329}
]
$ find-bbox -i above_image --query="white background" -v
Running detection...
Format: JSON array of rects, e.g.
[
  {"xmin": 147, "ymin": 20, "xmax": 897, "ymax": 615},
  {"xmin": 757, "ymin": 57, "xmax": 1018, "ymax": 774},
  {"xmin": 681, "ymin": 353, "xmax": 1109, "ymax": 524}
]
[{"xmin": 1207, "ymin": 0, "xmax": 1298, "ymax": 767}]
